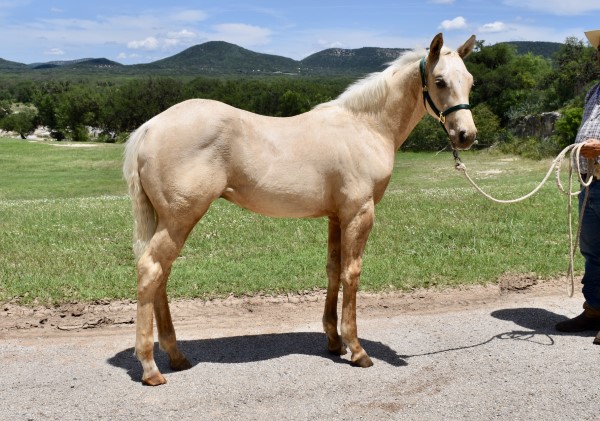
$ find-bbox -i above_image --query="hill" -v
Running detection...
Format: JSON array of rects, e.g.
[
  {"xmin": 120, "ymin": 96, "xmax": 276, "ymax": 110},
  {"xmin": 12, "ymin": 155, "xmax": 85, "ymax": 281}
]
[
  {"xmin": 500, "ymin": 41, "xmax": 563, "ymax": 59},
  {"xmin": 0, "ymin": 58, "xmax": 29, "ymax": 73},
  {"xmin": 133, "ymin": 41, "xmax": 301, "ymax": 75},
  {"xmin": 28, "ymin": 58, "xmax": 122, "ymax": 70},
  {"xmin": 300, "ymin": 47, "xmax": 408, "ymax": 74}
]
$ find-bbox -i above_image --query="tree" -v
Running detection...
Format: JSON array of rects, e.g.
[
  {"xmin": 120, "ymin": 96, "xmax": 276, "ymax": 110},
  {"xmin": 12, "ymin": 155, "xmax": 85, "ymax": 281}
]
[
  {"xmin": 0, "ymin": 106, "xmax": 38, "ymax": 139},
  {"xmin": 55, "ymin": 86, "xmax": 102, "ymax": 141},
  {"xmin": 471, "ymin": 103, "xmax": 504, "ymax": 147},
  {"xmin": 467, "ymin": 43, "xmax": 552, "ymax": 123},
  {"xmin": 278, "ymin": 90, "xmax": 310, "ymax": 116},
  {"xmin": 105, "ymin": 78, "xmax": 186, "ymax": 132},
  {"xmin": 551, "ymin": 37, "xmax": 597, "ymax": 107}
]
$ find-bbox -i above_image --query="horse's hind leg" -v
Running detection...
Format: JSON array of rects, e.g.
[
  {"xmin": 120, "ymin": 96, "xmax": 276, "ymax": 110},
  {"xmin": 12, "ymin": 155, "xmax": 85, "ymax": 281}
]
[
  {"xmin": 323, "ymin": 217, "xmax": 346, "ymax": 356},
  {"xmin": 135, "ymin": 220, "xmax": 195, "ymax": 385},
  {"xmin": 154, "ymin": 269, "xmax": 192, "ymax": 371}
]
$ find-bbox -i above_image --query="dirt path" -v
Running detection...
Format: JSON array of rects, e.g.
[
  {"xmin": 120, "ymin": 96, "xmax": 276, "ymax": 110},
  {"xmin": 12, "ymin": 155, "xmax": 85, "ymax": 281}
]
[{"xmin": 1, "ymin": 277, "xmax": 599, "ymax": 420}]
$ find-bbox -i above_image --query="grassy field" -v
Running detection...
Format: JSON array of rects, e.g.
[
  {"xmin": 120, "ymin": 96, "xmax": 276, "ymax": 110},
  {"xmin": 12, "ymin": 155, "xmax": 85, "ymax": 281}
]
[{"xmin": 0, "ymin": 137, "xmax": 583, "ymax": 304}]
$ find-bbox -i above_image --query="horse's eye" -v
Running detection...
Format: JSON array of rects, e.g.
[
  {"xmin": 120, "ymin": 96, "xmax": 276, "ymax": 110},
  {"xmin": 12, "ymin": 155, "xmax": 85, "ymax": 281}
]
[{"xmin": 435, "ymin": 79, "xmax": 447, "ymax": 88}]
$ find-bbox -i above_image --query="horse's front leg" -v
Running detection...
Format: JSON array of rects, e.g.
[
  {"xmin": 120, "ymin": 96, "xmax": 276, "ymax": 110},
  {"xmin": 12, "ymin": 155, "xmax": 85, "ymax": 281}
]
[
  {"xmin": 340, "ymin": 201, "xmax": 375, "ymax": 367},
  {"xmin": 323, "ymin": 217, "xmax": 346, "ymax": 356}
]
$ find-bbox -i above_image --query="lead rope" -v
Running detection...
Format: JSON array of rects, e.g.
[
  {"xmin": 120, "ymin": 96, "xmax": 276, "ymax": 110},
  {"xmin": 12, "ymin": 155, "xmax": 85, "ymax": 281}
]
[{"xmin": 453, "ymin": 143, "xmax": 595, "ymax": 296}]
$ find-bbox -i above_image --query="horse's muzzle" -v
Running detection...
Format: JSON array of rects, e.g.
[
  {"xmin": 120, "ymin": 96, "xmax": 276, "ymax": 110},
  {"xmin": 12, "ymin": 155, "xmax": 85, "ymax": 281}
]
[{"xmin": 453, "ymin": 129, "xmax": 477, "ymax": 150}]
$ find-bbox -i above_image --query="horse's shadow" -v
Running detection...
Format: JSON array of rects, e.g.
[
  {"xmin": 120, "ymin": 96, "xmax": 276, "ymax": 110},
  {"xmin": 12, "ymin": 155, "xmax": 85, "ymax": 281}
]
[
  {"xmin": 107, "ymin": 332, "xmax": 407, "ymax": 382},
  {"xmin": 107, "ymin": 308, "xmax": 586, "ymax": 383}
]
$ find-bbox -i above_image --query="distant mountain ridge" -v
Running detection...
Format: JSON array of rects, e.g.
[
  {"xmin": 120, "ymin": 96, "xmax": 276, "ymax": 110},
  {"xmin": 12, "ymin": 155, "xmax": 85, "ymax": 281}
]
[
  {"xmin": 0, "ymin": 40, "xmax": 565, "ymax": 77},
  {"xmin": 28, "ymin": 58, "xmax": 122, "ymax": 70},
  {"xmin": 302, "ymin": 47, "xmax": 409, "ymax": 72}
]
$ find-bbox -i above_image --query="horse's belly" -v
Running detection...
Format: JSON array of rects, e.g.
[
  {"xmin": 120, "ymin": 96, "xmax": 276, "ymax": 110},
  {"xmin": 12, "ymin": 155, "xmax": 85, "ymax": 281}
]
[{"xmin": 222, "ymin": 187, "xmax": 330, "ymax": 218}]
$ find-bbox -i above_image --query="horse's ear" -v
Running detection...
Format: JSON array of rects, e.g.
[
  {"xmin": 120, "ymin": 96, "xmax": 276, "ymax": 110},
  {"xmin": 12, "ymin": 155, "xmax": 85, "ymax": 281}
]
[
  {"xmin": 457, "ymin": 35, "xmax": 476, "ymax": 58},
  {"xmin": 428, "ymin": 33, "xmax": 444, "ymax": 62},
  {"xmin": 427, "ymin": 33, "xmax": 444, "ymax": 64}
]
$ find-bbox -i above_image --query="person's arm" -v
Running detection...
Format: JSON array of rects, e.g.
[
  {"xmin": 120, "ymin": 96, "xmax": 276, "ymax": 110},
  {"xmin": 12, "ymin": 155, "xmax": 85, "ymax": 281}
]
[{"xmin": 580, "ymin": 140, "xmax": 600, "ymax": 159}]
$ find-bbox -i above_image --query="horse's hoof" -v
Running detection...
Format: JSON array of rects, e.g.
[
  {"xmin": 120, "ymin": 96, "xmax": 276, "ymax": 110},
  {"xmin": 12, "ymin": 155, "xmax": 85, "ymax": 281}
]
[
  {"xmin": 170, "ymin": 356, "xmax": 192, "ymax": 371},
  {"xmin": 142, "ymin": 371, "xmax": 167, "ymax": 386},
  {"xmin": 351, "ymin": 352, "xmax": 374, "ymax": 368}
]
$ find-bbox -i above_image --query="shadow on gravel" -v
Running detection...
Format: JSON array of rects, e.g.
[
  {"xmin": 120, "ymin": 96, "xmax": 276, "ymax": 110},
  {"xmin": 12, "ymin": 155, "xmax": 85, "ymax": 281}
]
[
  {"xmin": 107, "ymin": 332, "xmax": 407, "ymax": 382},
  {"xmin": 491, "ymin": 307, "xmax": 567, "ymax": 331},
  {"xmin": 398, "ymin": 308, "xmax": 568, "ymax": 360},
  {"xmin": 491, "ymin": 306, "xmax": 596, "ymax": 340}
]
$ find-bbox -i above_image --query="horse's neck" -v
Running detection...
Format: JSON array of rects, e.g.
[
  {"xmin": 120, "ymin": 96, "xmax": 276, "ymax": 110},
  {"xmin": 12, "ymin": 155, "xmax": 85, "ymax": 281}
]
[{"xmin": 382, "ymin": 62, "xmax": 427, "ymax": 150}]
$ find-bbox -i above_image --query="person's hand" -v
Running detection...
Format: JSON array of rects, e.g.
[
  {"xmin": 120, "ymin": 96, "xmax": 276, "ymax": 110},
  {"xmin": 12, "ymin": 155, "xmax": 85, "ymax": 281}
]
[{"xmin": 580, "ymin": 139, "xmax": 600, "ymax": 159}]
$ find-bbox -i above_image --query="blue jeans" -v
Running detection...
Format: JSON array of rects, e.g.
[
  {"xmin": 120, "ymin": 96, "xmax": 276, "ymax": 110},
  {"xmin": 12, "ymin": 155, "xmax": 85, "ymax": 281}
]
[{"xmin": 579, "ymin": 180, "xmax": 600, "ymax": 309}]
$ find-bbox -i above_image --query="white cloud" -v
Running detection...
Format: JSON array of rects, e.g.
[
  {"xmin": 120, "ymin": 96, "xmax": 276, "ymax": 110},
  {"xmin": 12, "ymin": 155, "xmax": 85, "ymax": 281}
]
[
  {"xmin": 211, "ymin": 23, "xmax": 272, "ymax": 46},
  {"xmin": 118, "ymin": 52, "xmax": 140, "ymax": 60},
  {"xmin": 167, "ymin": 29, "xmax": 196, "ymax": 39},
  {"xmin": 127, "ymin": 37, "xmax": 159, "ymax": 51},
  {"xmin": 169, "ymin": 10, "xmax": 207, "ymax": 23},
  {"xmin": 317, "ymin": 39, "xmax": 345, "ymax": 49},
  {"xmin": 43, "ymin": 48, "xmax": 64, "ymax": 56},
  {"xmin": 502, "ymin": 0, "xmax": 600, "ymax": 15},
  {"xmin": 429, "ymin": 0, "xmax": 454, "ymax": 4},
  {"xmin": 479, "ymin": 21, "xmax": 508, "ymax": 33},
  {"xmin": 439, "ymin": 16, "xmax": 467, "ymax": 31}
]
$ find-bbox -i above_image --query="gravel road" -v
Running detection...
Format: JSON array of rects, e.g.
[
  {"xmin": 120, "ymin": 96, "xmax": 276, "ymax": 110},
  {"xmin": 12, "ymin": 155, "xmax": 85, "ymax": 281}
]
[{"xmin": 1, "ymin": 278, "xmax": 598, "ymax": 420}]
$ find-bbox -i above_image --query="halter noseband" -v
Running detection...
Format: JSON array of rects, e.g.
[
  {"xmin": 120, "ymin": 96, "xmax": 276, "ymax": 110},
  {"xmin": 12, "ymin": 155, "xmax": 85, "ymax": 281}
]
[{"xmin": 419, "ymin": 57, "xmax": 471, "ymax": 136}]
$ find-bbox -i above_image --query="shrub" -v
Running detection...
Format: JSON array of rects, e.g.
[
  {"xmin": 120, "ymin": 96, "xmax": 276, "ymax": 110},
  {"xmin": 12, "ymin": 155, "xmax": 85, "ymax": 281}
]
[{"xmin": 554, "ymin": 106, "xmax": 583, "ymax": 149}]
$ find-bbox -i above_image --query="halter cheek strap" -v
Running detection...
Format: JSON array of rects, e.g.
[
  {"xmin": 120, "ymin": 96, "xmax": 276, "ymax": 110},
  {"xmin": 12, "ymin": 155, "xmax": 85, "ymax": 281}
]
[{"xmin": 419, "ymin": 57, "xmax": 471, "ymax": 135}]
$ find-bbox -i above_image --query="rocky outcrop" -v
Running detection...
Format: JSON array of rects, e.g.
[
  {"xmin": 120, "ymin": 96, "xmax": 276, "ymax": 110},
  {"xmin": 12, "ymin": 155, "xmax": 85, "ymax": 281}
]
[{"xmin": 511, "ymin": 111, "xmax": 561, "ymax": 139}]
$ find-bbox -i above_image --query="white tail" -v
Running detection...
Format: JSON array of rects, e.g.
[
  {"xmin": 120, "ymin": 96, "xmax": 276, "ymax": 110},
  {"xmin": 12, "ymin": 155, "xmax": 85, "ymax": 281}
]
[{"xmin": 123, "ymin": 123, "xmax": 156, "ymax": 260}]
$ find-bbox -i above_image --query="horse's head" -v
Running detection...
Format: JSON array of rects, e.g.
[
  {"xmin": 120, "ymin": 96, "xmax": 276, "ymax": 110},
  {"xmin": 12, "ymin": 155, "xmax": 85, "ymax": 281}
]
[{"xmin": 422, "ymin": 33, "xmax": 477, "ymax": 150}]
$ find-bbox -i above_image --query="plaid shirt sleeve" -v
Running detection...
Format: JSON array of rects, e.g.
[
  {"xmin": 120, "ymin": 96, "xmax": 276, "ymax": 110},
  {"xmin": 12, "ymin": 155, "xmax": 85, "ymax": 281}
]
[{"xmin": 575, "ymin": 82, "xmax": 600, "ymax": 174}]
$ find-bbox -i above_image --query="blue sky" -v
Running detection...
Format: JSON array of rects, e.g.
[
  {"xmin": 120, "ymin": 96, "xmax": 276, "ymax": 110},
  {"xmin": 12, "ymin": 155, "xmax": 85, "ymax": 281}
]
[{"xmin": 1, "ymin": 0, "xmax": 599, "ymax": 64}]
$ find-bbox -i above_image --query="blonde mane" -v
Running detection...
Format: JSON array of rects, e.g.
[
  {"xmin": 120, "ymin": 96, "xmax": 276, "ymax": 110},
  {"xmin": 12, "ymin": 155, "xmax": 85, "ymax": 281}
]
[{"xmin": 322, "ymin": 47, "xmax": 451, "ymax": 114}]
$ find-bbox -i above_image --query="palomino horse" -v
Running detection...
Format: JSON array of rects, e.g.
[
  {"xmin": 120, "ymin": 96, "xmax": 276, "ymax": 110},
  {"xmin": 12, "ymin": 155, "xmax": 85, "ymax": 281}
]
[{"xmin": 123, "ymin": 33, "xmax": 477, "ymax": 385}]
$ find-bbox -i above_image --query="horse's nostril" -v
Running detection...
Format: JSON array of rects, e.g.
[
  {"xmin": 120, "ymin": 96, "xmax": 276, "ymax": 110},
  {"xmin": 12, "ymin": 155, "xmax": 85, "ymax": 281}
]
[{"xmin": 459, "ymin": 130, "xmax": 476, "ymax": 144}]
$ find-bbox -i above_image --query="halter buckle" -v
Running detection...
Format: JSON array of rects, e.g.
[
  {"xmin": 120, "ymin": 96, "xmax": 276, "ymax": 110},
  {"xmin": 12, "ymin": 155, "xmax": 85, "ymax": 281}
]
[{"xmin": 439, "ymin": 112, "xmax": 446, "ymax": 125}]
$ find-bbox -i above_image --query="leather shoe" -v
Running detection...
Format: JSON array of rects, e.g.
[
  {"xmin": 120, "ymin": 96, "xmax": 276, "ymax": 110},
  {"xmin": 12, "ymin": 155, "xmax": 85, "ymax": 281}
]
[
  {"xmin": 555, "ymin": 312, "xmax": 600, "ymax": 332},
  {"xmin": 555, "ymin": 302, "xmax": 600, "ymax": 332}
]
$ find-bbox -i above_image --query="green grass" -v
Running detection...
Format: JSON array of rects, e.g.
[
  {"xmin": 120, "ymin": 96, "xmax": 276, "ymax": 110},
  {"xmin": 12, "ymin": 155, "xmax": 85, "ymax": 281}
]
[{"xmin": 0, "ymin": 138, "xmax": 583, "ymax": 304}]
